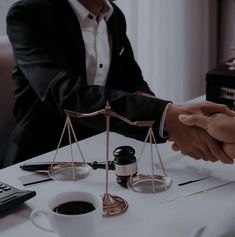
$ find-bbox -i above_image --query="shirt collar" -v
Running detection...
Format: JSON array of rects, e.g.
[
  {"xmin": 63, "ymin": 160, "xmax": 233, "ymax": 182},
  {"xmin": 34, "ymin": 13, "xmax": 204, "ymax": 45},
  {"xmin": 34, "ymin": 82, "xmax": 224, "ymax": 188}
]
[
  {"xmin": 67, "ymin": 0, "xmax": 113, "ymax": 24},
  {"xmin": 101, "ymin": 0, "xmax": 114, "ymax": 21}
]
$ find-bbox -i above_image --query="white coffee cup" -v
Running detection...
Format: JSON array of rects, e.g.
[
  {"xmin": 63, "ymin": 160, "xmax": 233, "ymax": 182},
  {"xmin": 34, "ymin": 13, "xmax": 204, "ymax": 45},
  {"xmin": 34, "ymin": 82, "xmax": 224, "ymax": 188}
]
[{"xmin": 30, "ymin": 191, "xmax": 102, "ymax": 237}]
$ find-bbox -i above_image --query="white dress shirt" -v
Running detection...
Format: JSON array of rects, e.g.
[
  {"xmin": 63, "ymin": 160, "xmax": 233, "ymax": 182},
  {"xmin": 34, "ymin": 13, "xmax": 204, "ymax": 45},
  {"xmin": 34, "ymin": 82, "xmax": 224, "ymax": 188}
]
[
  {"xmin": 67, "ymin": 0, "xmax": 113, "ymax": 86},
  {"xmin": 67, "ymin": 0, "xmax": 168, "ymax": 138}
]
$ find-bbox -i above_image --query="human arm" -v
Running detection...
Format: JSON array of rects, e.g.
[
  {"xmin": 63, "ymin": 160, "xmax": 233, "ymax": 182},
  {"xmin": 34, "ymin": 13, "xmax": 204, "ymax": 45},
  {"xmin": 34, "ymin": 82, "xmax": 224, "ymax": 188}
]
[{"xmin": 6, "ymin": 0, "xmax": 169, "ymax": 142}]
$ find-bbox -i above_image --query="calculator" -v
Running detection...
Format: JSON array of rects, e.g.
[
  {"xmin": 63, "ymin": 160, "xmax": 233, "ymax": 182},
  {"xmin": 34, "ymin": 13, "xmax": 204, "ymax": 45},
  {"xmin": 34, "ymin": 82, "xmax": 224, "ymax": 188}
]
[{"xmin": 0, "ymin": 181, "xmax": 36, "ymax": 212}]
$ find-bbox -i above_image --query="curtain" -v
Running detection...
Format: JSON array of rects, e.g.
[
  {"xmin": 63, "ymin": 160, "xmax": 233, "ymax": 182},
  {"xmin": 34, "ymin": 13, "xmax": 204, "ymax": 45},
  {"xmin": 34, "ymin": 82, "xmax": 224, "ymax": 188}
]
[
  {"xmin": 115, "ymin": 0, "xmax": 217, "ymax": 103},
  {"xmin": 219, "ymin": 0, "xmax": 235, "ymax": 62},
  {"xmin": 0, "ymin": 0, "xmax": 16, "ymax": 36}
]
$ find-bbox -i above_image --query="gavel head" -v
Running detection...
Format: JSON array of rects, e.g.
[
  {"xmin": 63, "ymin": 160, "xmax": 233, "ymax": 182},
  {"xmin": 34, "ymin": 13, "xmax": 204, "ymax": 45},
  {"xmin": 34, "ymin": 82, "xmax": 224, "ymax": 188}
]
[{"xmin": 113, "ymin": 146, "xmax": 138, "ymax": 187}]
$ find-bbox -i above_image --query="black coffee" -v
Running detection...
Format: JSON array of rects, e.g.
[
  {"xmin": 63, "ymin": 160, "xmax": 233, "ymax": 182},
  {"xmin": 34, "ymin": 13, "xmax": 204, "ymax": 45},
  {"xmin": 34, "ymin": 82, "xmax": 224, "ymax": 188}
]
[{"xmin": 53, "ymin": 201, "xmax": 95, "ymax": 215}]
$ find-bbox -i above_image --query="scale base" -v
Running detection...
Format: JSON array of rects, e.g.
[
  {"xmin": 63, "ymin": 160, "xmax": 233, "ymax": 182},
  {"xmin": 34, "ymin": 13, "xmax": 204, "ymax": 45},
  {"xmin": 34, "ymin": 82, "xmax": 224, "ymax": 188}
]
[{"xmin": 102, "ymin": 193, "xmax": 128, "ymax": 217}]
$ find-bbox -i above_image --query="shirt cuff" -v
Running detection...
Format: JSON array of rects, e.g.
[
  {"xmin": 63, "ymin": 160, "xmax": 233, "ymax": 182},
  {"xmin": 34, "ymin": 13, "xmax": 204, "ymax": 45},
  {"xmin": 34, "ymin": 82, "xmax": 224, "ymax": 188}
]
[{"xmin": 159, "ymin": 102, "xmax": 172, "ymax": 138}]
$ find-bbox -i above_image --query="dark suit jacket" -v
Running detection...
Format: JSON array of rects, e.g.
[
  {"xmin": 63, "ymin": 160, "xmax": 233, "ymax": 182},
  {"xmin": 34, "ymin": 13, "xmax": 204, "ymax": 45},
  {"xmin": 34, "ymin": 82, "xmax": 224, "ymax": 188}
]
[{"xmin": 5, "ymin": 0, "xmax": 170, "ymax": 165}]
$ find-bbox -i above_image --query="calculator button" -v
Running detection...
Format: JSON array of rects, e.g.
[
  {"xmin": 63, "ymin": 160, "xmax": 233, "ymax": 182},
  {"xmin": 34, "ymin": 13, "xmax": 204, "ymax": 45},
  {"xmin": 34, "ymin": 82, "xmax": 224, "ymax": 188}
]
[
  {"xmin": 2, "ymin": 187, "xmax": 11, "ymax": 191},
  {"xmin": 0, "ymin": 181, "xmax": 36, "ymax": 212}
]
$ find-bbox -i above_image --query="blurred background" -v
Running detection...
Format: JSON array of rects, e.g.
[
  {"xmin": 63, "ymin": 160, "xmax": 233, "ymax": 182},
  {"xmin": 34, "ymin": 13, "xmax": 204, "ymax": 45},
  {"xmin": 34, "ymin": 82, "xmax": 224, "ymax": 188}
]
[{"xmin": 0, "ymin": 0, "xmax": 234, "ymax": 103}]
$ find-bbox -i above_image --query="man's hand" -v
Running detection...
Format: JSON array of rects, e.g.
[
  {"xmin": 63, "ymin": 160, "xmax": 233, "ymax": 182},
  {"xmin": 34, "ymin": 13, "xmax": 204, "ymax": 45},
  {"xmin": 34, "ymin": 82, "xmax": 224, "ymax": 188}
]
[
  {"xmin": 178, "ymin": 112, "xmax": 235, "ymax": 159},
  {"xmin": 164, "ymin": 102, "xmax": 234, "ymax": 164},
  {"xmin": 178, "ymin": 113, "xmax": 235, "ymax": 143},
  {"xmin": 172, "ymin": 101, "xmax": 234, "ymax": 117}
]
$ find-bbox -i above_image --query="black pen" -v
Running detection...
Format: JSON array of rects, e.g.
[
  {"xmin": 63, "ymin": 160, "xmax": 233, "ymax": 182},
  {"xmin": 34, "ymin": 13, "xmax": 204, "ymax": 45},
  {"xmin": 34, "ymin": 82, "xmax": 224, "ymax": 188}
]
[
  {"xmin": 23, "ymin": 177, "xmax": 53, "ymax": 186},
  {"xmin": 20, "ymin": 161, "xmax": 114, "ymax": 172},
  {"xmin": 20, "ymin": 162, "xmax": 64, "ymax": 171},
  {"xmin": 178, "ymin": 177, "xmax": 208, "ymax": 186}
]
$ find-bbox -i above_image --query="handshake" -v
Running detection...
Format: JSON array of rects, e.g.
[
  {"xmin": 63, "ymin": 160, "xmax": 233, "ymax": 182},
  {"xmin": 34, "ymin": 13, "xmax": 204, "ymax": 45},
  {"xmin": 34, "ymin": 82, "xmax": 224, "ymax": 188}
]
[{"xmin": 164, "ymin": 101, "xmax": 235, "ymax": 164}]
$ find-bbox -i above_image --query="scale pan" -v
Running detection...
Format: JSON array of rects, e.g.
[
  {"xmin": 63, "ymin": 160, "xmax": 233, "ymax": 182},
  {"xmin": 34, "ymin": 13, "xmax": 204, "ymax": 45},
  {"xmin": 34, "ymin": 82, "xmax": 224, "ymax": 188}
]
[
  {"xmin": 48, "ymin": 162, "xmax": 91, "ymax": 181},
  {"xmin": 127, "ymin": 174, "xmax": 172, "ymax": 193}
]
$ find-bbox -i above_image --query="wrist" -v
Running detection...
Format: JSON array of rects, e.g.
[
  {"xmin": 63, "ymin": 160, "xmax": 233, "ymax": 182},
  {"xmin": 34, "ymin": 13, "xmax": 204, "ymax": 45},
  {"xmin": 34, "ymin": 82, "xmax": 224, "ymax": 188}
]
[
  {"xmin": 164, "ymin": 104, "xmax": 179, "ymax": 133},
  {"xmin": 164, "ymin": 104, "xmax": 189, "ymax": 141}
]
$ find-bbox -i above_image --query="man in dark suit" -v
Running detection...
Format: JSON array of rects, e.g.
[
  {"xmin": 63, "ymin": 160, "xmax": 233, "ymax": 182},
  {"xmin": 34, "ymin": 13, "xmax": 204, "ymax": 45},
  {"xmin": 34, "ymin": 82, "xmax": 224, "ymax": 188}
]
[{"xmin": 5, "ymin": 0, "xmax": 234, "ymax": 166}]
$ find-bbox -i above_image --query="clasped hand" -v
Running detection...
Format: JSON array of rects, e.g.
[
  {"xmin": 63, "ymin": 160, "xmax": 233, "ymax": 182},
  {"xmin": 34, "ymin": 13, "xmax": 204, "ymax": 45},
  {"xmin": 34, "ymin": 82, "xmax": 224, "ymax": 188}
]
[{"xmin": 165, "ymin": 101, "xmax": 235, "ymax": 164}]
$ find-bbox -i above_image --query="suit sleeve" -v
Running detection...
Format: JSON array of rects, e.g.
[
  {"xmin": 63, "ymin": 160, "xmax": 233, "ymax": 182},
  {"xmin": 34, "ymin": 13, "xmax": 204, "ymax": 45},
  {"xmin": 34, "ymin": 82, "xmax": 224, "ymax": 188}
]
[{"xmin": 6, "ymin": 1, "xmax": 170, "ymax": 142}]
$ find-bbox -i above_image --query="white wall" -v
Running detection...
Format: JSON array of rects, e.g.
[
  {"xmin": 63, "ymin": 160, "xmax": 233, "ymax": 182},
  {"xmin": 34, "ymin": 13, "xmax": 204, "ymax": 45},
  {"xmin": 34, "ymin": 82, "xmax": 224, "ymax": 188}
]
[
  {"xmin": 219, "ymin": 0, "xmax": 235, "ymax": 62},
  {"xmin": 0, "ymin": 0, "xmax": 16, "ymax": 36},
  {"xmin": 116, "ymin": 0, "xmax": 218, "ymax": 103}
]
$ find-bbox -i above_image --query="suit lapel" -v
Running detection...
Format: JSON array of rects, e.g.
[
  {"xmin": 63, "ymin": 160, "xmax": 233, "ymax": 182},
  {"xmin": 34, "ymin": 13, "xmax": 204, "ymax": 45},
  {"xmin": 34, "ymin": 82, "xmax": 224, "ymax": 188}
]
[
  {"xmin": 106, "ymin": 9, "xmax": 124, "ymax": 87},
  {"xmin": 107, "ymin": 13, "xmax": 122, "ymax": 59},
  {"xmin": 51, "ymin": 0, "xmax": 87, "ymax": 82}
]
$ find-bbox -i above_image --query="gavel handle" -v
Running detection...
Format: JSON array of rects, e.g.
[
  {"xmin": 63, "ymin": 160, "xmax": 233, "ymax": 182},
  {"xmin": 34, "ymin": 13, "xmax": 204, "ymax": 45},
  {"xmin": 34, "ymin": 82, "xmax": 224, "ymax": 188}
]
[{"xmin": 89, "ymin": 161, "xmax": 115, "ymax": 170}]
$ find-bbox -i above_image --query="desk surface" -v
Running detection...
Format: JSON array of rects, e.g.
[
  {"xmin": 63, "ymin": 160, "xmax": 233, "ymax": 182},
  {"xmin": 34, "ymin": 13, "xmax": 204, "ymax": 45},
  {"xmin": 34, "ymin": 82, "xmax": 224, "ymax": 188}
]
[{"xmin": 1, "ymin": 95, "xmax": 235, "ymax": 237}]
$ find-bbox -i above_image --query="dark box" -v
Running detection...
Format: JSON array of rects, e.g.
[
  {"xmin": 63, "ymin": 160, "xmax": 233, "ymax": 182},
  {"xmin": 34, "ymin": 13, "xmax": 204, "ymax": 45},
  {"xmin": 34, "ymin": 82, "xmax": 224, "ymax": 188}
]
[{"xmin": 206, "ymin": 58, "xmax": 235, "ymax": 110}]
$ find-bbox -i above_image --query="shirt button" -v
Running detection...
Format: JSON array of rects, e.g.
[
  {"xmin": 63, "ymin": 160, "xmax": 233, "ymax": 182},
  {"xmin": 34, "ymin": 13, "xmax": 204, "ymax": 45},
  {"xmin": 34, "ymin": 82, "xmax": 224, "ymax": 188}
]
[
  {"xmin": 88, "ymin": 14, "xmax": 93, "ymax": 19},
  {"xmin": 99, "ymin": 64, "xmax": 103, "ymax": 68}
]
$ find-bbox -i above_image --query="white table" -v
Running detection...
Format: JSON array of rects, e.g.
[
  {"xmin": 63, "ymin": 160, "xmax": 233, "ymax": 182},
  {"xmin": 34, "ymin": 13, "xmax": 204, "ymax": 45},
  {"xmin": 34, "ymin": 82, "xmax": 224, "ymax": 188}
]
[{"xmin": 1, "ymin": 95, "xmax": 235, "ymax": 237}]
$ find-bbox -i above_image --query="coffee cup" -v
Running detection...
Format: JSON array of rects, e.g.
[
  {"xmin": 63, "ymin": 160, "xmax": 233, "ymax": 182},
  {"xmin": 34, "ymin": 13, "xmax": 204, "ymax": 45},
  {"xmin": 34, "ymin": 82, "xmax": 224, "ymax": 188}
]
[{"xmin": 30, "ymin": 191, "xmax": 102, "ymax": 237}]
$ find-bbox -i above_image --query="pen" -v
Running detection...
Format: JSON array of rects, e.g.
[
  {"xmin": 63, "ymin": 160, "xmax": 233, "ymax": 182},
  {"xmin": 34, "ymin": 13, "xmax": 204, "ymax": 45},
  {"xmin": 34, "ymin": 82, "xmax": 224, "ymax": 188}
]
[
  {"xmin": 178, "ymin": 177, "xmax": 208, "ymax": 186},
  {"xmin": 23, "ymin": 177, "xmax": 53, "ymax": 186},
  {"xmin": 20, "ymin": 162, "xmax": 64, "ymax": 171},
  {"xmin": 20, "ymin": 161, "xmax": 114, "ymax": 172}
]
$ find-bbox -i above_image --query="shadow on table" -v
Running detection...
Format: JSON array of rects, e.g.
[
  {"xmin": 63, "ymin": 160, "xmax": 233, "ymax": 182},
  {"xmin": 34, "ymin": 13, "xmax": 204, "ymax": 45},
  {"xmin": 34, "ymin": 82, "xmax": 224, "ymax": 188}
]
[{"xmin": 0, "ymin": 204, "xmax": 32, "ymax": 231}]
